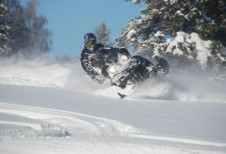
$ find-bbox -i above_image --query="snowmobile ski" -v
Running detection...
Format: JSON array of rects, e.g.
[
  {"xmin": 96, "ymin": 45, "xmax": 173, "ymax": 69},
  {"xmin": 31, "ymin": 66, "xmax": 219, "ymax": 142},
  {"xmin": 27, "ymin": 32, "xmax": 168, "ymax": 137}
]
[{"xmin": 118, "ymin": 92, "xmax": 127, "ymax": 99}]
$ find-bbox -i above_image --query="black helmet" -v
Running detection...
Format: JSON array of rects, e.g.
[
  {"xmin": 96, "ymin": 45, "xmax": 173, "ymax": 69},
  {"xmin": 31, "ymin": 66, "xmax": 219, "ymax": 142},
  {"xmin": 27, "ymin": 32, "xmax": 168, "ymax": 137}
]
[{"xmin": 84, "ymin": 33, "xmax": 96, "ymax": 51}]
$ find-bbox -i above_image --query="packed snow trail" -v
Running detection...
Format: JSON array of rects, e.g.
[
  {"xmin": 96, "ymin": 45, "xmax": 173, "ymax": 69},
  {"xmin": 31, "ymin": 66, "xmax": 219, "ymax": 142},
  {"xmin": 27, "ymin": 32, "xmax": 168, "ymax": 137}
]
[
  {"xmin": 1, "ymin": 84, "xmax": 226, "ymax": 141},
  {"xmin": 0, "ymin": 102, "xmax": 226, "ymax": 153}
]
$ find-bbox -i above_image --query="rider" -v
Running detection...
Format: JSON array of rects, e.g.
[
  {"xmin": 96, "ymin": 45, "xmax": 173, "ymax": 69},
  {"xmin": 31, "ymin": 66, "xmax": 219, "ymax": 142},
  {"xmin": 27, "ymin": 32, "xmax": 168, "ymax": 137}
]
[
  {"xmin": 80, "ymin": 32, "xmax": 130, "ymax": 83},
  {"xmin": 80, "ymin": 33, "xmax": 105, "ymax": 83}
]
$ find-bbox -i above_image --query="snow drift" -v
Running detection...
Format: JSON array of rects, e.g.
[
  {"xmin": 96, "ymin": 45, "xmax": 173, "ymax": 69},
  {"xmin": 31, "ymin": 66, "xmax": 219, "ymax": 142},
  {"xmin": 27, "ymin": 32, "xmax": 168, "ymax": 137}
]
[{"xmin": 0, "ymin": 56, "xmax": 226, "ymax": 154}]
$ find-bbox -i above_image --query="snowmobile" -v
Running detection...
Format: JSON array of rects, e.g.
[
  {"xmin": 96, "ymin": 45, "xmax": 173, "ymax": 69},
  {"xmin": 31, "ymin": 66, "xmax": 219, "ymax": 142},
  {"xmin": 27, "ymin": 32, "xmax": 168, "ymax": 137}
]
[{"xmin": 93, "ymin": 48, "xmax": 170, "ymax": 99}]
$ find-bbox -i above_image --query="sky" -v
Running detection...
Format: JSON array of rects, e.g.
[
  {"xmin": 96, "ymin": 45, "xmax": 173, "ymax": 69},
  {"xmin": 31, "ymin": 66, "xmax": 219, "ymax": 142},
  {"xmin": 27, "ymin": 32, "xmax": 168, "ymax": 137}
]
[{"xmin": 20, "ymin": 0, "xmax": 145, "ymax": 57}]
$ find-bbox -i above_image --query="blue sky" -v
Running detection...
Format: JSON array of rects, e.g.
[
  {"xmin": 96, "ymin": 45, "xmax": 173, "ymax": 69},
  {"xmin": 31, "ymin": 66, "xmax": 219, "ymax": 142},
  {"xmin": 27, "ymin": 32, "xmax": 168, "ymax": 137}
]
[{"xmin": 20, "ymin": 0, "xmax": 145, "ymax": 57}]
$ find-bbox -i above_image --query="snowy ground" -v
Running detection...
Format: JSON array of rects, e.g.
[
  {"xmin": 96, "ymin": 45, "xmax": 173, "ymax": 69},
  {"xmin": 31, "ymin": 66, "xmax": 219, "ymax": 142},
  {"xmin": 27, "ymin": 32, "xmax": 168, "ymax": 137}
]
[{"xmin": 0, "ymin": 57, "xmax": 226, "ymax": 154}]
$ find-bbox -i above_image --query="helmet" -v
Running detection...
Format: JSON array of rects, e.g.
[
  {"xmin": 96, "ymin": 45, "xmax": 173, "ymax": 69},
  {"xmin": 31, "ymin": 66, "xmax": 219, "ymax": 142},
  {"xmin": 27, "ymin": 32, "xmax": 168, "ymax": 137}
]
[{"xmin": 84, "ymin": 33, "xmax": 96, "ymax": 51}]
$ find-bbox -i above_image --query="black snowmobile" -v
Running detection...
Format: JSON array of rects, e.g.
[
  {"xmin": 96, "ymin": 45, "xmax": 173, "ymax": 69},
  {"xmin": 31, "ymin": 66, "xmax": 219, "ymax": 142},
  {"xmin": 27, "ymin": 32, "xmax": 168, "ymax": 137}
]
[{"xmin": 92, "ymin": 48, "xmax": 170, "ymax": 98}]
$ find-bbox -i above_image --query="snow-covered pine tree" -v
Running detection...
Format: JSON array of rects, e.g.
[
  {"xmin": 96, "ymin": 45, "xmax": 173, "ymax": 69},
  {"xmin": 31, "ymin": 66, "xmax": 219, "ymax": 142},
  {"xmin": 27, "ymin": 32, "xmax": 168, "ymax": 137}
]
[
  {"xmin": 118, "ymin": 0, "xmax": 226, "ymax": 70},
  {"xmin": 0, "ymin": 0, "xmax": 11, "ymax": 55},
  {"xmin": 95, "ymin": 22, "xmax": 113, "ymax": 46}
]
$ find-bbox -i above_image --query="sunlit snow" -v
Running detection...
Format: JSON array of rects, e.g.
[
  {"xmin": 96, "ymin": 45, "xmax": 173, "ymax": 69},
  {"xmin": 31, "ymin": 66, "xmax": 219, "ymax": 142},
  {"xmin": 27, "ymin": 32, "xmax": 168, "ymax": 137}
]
[{"xmin": 0, "ymin": 56, "xmax": 226, "ymax": 154}]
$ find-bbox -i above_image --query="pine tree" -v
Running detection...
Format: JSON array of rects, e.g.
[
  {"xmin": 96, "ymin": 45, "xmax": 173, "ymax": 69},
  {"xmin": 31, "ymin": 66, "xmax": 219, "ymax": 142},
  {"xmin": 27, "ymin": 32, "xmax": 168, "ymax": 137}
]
[
  {"xmin": 0, "ymin": 0, "xmax": 11, "ymax": 55},
  {"xmin": 4, "ymin": 0, "xmax": 27, "ymax": 55},
  {"xmin": 118, "ymin": 0, "xmax": 226, "ymax": 70},
  {"xmin": 5, "ymin": 0, "xmax": 52, "ymax": 57},
  {"xmin": 95, "ymin": 22, "xmax": 112, "ymax": 46}
]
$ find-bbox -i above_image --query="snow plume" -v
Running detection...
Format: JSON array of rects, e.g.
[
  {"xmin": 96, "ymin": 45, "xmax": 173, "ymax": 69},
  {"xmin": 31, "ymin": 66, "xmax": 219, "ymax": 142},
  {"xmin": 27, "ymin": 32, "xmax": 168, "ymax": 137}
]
[
  {"xmin": 0, "ymin": 55, "xmax": 71, "ymax": 87},
  {"xmin": 0, "ymin": 54, "xmax": 225, "ymax": 103},
  {"xmin": 129, "ymin": 70, "xmax": 226, "ymax": 103},
  {"xmin": 0, "ymin": 54, "xmax": 109, "ymax": 92}
]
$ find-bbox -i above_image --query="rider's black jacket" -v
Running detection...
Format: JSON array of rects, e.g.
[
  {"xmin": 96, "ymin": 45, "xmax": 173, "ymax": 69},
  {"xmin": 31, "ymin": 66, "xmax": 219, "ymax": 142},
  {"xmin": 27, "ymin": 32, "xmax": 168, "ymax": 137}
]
[
  {"xmin": 80, "ymin": 44, "xmax": 130, "ymax": 78},
  {"xmin": 80, "ymin": 43, "xmax": 104, "ymax": 75}
]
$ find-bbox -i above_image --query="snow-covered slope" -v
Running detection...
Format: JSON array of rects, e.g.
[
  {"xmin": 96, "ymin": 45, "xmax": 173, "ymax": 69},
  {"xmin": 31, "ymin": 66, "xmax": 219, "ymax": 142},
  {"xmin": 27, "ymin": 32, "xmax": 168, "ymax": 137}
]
[{"xmin": 0, "ymin": 58, "xmax": 226, "ymax": 154}]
